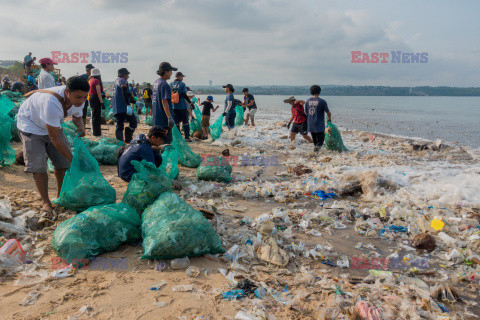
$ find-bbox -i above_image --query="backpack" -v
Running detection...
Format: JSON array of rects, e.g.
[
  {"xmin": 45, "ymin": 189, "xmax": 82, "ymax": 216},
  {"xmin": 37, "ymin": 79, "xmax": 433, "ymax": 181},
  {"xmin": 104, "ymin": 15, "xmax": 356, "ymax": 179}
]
[
  {"xmin": 143, "ymin": 89, "xmax": 149, "ymax": 99},
  {"xmin": 171, "ymin": 81, "xmax": 180, "ymax": 104}
]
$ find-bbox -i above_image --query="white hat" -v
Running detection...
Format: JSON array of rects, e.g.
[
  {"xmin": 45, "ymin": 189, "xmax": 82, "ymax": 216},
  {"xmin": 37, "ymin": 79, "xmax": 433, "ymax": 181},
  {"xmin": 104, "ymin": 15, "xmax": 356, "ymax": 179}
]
[
  {"xmin": 187, "ymin": 91, "xmax": 194, "ymax": 96},
  {"xmin": 91, "ymin": 68, "xmax": 101, "ymax": 77}
]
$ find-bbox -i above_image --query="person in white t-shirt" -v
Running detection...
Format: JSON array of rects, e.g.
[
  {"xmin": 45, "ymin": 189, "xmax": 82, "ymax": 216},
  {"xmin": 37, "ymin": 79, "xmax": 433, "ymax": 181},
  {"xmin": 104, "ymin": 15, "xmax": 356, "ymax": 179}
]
[
  {"xmin": 17, "ymin": 76, "xmax": 89, "ymax": 220},
  {"xmin": 38, "ymin": 57, "xmax": 57, "ymax": 89}
]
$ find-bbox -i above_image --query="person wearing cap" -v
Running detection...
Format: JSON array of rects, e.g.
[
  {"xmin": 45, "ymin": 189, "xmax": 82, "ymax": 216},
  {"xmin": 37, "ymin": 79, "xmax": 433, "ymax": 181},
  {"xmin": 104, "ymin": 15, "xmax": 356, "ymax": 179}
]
[
  {"xmin": 152, "ymin": 62, "xmax": 177, "ymax": 144},
  {"xmin": 200, "ymin": 95, "xmax": 219, "ymax": 139},
  {"xmin": 112, "ymin": 68, "xmax": 137, "ymax": 142},
  {"xmin": 305, "ymin": 85, "xmax": 332, "ymax": 152},
  {"xmin": 16, "ymin": 76, "xmax": 89, "ymax": 219},
  {"xmin": 188, "ymin": 91, "xmax": 199, "ymax": 106},
  {"xmin": 88, "ymin": 68, "xmax": 105, "ymax": 137},
  {"xmin": 25, "ymin": 56, "xmax": 36, "ymax": 75},
  {"xmin": 80, "ymin": 64, "xmax": 95, "ymax": 124},
  {"xmin": 142, "ymin": 83, "xmax": 153, "ymax": 116},
  {"xmin": 117, "ymin": 125, "xmax": 168, "ymax": 182},
  {"xmin": 242, "ymin": 88, "xmax": 257, "ymax": 126},
  {"xmin": 170, "ymin": 71, "xmax": 194, "ymax": 141},
  {"xmin": 284, "ymin": 96, "xmax": 313, "ymax": 145},
  {"xmin": 222, "ymin": 84, "xmax": 236, "ymax": 130},
  {"xmin": 38, "ymin": 58, "xmax": 57, "ymax": 89}
]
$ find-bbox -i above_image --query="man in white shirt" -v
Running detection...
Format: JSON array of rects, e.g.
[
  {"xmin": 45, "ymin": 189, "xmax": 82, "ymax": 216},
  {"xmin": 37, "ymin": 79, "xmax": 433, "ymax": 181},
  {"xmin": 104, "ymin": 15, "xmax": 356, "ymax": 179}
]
[
  {"xmin": 38, "ymin": 57, "xmax": 57, "ymax": 89},
  {"xmin": 17, "ymin": 76, "xmax": 89, "ymax": 219}
]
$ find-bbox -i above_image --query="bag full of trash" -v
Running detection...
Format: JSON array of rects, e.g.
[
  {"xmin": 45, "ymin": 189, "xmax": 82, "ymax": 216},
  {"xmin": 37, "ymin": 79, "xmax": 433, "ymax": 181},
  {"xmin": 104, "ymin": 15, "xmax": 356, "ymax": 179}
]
[
  {"xmin": 159, "ymin": 145, "xmax": 179, "ymax": 180},
  {"xmin": 209, "ymin": 115, "xmax": 224, "ymax": 142},
  {"xmin": 122, "ymin": 160, "xmax": 172, "ymax": 216},
  {"xmin": 52, "ymin": 203, "xmax": 141, "ymax": 263},
  {"xmin": 88, "ymin": 137, "xmax": 125, "ymax": 165},
  {"xmin": 325, "ymin": 121, "xmax": 348, "ymax": 152},
  {"xmin": 197, "ymin": 155, "xmax": 232, "ymax": 183},
  {"xmin": 54, "ymin": 136, "xmax": 116, "ymax": 211},
  {"xmin": 171, "ymin": 126, "xmax": 202, "ymax": 168},
  {"xmin": 235, "ymin": 104, "xmax": 244, "ymax": 126},
  {"xmin": 0, "ymin": 114, "xmax": 15, "ymax": 167},
  {"xmin": 145, "ymin": 116, "xmax": 153, "ymax": 126},
  {"xmin": 141, "ymin": 192, "xmax": 225, "ymax": 259},
  {"xmin": 61, "ymin": 120, "xmax": 78, "ymax": 138}
]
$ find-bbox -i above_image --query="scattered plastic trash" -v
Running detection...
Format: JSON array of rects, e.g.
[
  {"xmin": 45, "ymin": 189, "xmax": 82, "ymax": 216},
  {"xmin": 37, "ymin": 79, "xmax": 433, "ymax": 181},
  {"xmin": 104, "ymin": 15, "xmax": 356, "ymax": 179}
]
[
  {"xmin": 171, "ymin": 257, "xmax": 190, "ymax": 270},
  {"xmin": 0, "ymin": 239, "xmax": 25, "ymax": 267},
  {"xmin": 19, "ymin": 284, "xmax": 49, "ymax": 306},
  {"xmin": 431, "ymin": 218, "xmax": 445, "ymax": 231},
  {"xmin": 150, "ymin": 280, "xmax": 167, "ymax": 291},
  {"xmin": 172, "ymin": 284, "xmax": 194, "ymax": 292},
  {"xmin": 222, "ymin": 289, "xmax": 246, "ymax": 300},
  {"xmin": 235, "ymin": 311, "xmax": 260, "ymax": 320},
  {"xmin": 186, "ymin": 266, "xmax": 200, "ymax": 277},
  {"xmin": 312, "ymin": 190, "xmax": 336, "ymax": 201}
]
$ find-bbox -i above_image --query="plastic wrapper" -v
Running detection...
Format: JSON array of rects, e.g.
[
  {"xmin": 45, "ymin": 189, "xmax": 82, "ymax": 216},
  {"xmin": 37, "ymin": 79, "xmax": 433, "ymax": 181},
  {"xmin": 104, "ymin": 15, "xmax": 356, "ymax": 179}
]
[
  {"xmin": 209, "ymin": 115, "xmax": 224, "ymax": 142},
  {"xmin": 159, "ymin": 145, "xmax": 179, "ymax": 180},
  {"xmin": 197, "ymin": 156, "xmax": 232, "ymax": 183},
  {"xmin": 235, "ymin": 104, "xmax": 244, "ymax": 126},
  {"xmin": 52, "ymin": 203, "xmax": 141, "ymax": 263},
  {"xmin": 171, "ymin": 126, "xmax": 202, "ymax": 168},
  {"xmin": 54, "ymin": 136, "xmax": 116, "ymax": 211},
  {"xmin": 325, "ymin": 121, "xmax": 348, "ymax": 152},
  {"xmin": 122, "ymin": 160, "xmax": 172, "ymax": 216},
  {"xmin": 141, "ymin": 192, "xmax": 225, "ymax": 259}
]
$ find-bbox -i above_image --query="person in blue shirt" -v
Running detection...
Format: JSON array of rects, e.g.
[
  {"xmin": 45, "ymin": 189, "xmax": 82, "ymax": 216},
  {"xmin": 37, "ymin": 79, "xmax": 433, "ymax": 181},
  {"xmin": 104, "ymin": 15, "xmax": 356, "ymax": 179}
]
[
  {"xmin": 222, "ymin": 84, "xmax": 236, "ymax": 130},
  {"xmin": 117, "ymin": 125, "xmax": 167, "ymax": 182},
  {"xmin": 304, "ymin": 85, "xmax": 332, "ymax": 152},
  {"xmin": 111, "ymin": 68, "xmax": 137, "ymax": 143},
  {"xmin": 27, "ymin": 71, "xmax": 35, "ymax": 85},
  {"xmin": 170, "ymin": 72, "xmax": 194, "ymax": 141},
  {"xmin": 152, "ymin": 62, "xmax": 177, "ymax": 144}
]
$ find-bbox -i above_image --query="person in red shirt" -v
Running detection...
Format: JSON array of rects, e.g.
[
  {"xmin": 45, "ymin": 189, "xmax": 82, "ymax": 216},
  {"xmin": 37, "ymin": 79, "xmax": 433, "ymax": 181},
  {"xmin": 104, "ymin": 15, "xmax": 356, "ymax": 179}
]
[
  {"xmin": 88, "ymin": 68, "xmax": 105, "ymax": 137},
  {"xmin": 285, "ymin": 96, "xmax": 313, "ymax": 144}
]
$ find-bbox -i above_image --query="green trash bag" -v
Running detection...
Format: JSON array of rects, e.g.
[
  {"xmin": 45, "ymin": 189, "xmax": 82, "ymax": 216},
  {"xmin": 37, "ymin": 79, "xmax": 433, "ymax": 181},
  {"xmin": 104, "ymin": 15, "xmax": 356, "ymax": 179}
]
[
  {"xmin": 235, "ymin": 104, "xmax": 244, "ymax": 126},
  {"xmin": 209, "ymin": 115, "xmax": 225, "ymax": 142},
  {"xmin": 52, "ymin": 203, "xmax": 141, "ymax": 263},
  {"xmin": 54, "ymin": 136, "xmax": 116, "ymax": 211},
  {"xmin": 145, "ymin": 116, "xmax": 153, "ymax": 126},
  {"xmin": 0, "ymin": 114, "xmax": 15, "ymax": 167},
  {"xmin": 10, "ymin": 117, "xmax": 20, "ymax": 142},
  {"xmin": 197, "ymin": 156, "xmax": 232, "ymax": 183},
  {"xmin": 325, "ymin": 121, "xmax": 348, "ymax": 152},
  {"xmin": 62, "ymin": 121, "xmax": 78, "ymax": 138},
  {"xmin": 171, "ymin": 126, "xmax": 202, "ymax": 168},
  {"xmin": 103, "ymin": 98, "xmax": 111, "ymax": 109},
  {"xmin": 86, "ymin": 137, "xmax": 124, "ymax": 165},
  {"xmin": 0, "ymin": 95, "xmax": 15, "ymax": 115},
  {"xmin": 141, "ymin": 192, "xmax": 225, "ymax": 259},
  {"xmin": 122, "ymin": 160, "xmax": 172, "ymax": 216},
  {"xmin": 1, "ymin": 91, "xmax": 24, "ymax": 103},
  {"xmin": 159, "ymin": 146, "xmax": 179, "ymax": 180},
  {"xmin": 190, "ymin": 103, "xmax": 203, "ymax": 134}
]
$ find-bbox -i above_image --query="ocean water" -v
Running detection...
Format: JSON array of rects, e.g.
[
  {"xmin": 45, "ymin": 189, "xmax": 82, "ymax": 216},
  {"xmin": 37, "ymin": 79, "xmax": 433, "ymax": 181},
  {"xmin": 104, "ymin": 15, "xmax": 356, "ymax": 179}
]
[{"xmin": 196, "ymin": 95, "xmax": 480, "ymax": 148}]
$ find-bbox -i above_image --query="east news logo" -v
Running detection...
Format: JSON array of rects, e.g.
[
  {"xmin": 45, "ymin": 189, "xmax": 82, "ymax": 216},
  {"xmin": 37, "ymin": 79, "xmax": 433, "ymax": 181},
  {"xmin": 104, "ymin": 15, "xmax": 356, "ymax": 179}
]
[{"xmin": 351, "ymin": 51, "xmax": 428, "ymax": 63}]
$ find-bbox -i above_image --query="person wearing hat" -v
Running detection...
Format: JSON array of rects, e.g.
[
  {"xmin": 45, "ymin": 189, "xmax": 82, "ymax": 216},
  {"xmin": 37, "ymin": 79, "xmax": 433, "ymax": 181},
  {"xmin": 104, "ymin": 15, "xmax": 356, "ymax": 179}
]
[
  {"xmin": 117, "ymin": 125, "xmax": 168, "ymax": 182},
  {"xmin": 242, "ymin": 88, "xmax": 257, "ymax": 126},
  {"xmin": 284, "ymin": 96, "xmax": 313, "ymax": 145},
  {"xmin": 152, "ymin": 62, "xmax": 177, "ymax": 144},
  {"xmin": 200, "ymin": 95, "xmax": 219, "ymax": 139},
  {"xmin": 170, "ymin": 71, "xmax": 194, "ymax": 141},
  {"xmin": 88, "ymin": 68, "xmax": 105, "ymax": 137},
  {"xmin": 111, "ymin": 68, "xmax": 137, "ymax": 142},
  {"xmin": 38, "ymin": 58, "xmax": 57, "ymax": 89},
  {"xmin": 80, "ymin": 64, "xmax": 95, "ymax": 124},
  {"xmin": 222, "ymin": 84, "xmax": 236, "ymax": 130}
]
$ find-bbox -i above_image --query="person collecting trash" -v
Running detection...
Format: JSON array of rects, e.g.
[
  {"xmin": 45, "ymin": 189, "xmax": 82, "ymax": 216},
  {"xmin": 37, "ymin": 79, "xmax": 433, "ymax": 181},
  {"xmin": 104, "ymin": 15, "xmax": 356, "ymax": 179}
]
[
  {"xmin": 305, "ymin": 85, "xmax": 332, "ymax": 152},
  {"xmin": 222, "ymin": 84, "xmax": 236, "ymax": 130},
  {"xmin": 284, "ymin": 96, "xmax": 313, "ymax": 146},
  {"xmin": 200, "ymin": 95, "xmax": 219, "ymax": 140}
]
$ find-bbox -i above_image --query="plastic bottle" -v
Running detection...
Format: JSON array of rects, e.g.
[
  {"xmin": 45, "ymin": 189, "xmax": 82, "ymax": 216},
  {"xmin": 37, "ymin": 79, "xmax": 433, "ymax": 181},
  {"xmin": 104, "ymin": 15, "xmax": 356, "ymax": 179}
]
[
  {"xmin": 0, "ymin": 239, "xmax": 25, "ymax": 267},
  {"xmin": 170, "ymin": 257, "xmax": 190, "ymax": 270}
]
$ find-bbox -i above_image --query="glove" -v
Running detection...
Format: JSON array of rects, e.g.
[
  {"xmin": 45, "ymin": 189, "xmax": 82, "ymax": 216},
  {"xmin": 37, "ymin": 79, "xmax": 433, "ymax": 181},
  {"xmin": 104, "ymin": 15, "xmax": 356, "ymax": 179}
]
[
  {"xmin": 222, "ymin": 112, "xmax": 227, "ymax": 117},
  {"xmin": 167, "ymin": 117, "xmax": 175, "ymax": 128},
  {"xmin": 287, "ymin": 122, "xmax": 291, "ymax": 129},
  {"xmin": 101, "ymin": 102, "xmax": 105, "ymax": 110}
]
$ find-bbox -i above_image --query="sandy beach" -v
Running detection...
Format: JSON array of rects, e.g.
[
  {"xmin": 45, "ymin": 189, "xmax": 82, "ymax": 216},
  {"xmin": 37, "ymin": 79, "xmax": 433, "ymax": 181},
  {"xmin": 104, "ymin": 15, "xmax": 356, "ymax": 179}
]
[{"xmin": 1, "ymin": 117, "xmax": 480, "ymax": 320}]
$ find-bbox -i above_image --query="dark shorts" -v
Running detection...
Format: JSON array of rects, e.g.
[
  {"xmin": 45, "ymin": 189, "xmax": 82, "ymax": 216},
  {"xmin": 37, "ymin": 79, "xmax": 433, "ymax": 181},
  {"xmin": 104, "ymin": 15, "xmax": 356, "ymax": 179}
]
[
  {"xmin": 144, "ymin": 100, "xmax": 152, "ymax": 109},
  {"xmin": 201, "ymin": 115, "xmax": 210, "ymax": 128},
  {"xmin": 173, "ymin": 108, "xmax": 189, "ymax": 125},
  {"xmin": 291, "ymin": 122, "xmax": 308, "ymax": 135},
  {"xmin": 225, "ymin": 113, "xmax": 236, "ymax": 129},
  {"xmin": 19, "ymin": 130, "xmax": 71, "ymax": 173}
]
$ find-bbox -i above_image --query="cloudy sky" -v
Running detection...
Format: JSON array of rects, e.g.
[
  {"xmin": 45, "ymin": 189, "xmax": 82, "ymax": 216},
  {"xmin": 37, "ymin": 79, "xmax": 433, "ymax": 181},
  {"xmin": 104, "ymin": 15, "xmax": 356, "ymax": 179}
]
[{"xmin": 1, "ymin": 0, "xmax": 479, "ymax": 86}]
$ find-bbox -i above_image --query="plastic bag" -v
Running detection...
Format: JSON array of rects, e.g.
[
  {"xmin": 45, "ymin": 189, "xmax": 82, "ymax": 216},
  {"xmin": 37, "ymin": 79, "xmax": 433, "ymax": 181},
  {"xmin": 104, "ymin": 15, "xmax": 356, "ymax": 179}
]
[
  {"xmin": 145, "ymin": 116, "xmax": 153, "ymax": 126},
  {"xmin": 52, "ymin": 203, "xmax": 141, "ymax": 263},
  {"xmin": 197, "ymin": 156, "xmax": 232, "ymax": 183},
  {"xmin": 235, "ymin": 104, "xmax": 244, "ymax": 126},
  {"xmin": 122, "ymin": 160, "xmax": 172, "ymax": 216},
  {"xmin": 87, "ymin": 138, "xmax": 124, "ymax": 165},
  {"xmin": 141, "ymin": 192, "xmax": 225, "ymax": 259},
  {"xmin": 209, "ymin": 115, "xmax": 224, "ymax": 142},
  {"xmin": 0, "ymin": 95, "xmax": 15, "ymax": 115},
  {"xmin": 190, "ymin": 103, "xmax": 202, "ymax": 134},
  {"xmin": 325, "ymin": 121, "xmax": 348, "ymax": 152},
  {"xmin": 159, "ymin": 145, "xmax": 179, "ymax": 180},
  {"xmin": 0, "ymin": 113, "xmax": 15, "ymax": 167},
  {"xmin": 171, "ymin": 126, "xmax": 202, "ymax": 168},
  {"xmin": 62, "ymin": 121, "xmax": 78, "ymax": 138},
  {"xmin": 54, "ymin": 136, "xmax": 116, "ymax": 211}
]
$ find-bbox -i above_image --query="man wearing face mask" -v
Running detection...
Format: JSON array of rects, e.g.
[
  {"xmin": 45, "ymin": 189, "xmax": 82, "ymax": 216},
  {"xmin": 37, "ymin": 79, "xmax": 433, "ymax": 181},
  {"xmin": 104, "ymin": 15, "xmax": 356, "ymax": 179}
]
[{"xmin": 16, "ymin": 76, "xmax": 89, "ymax": 220}]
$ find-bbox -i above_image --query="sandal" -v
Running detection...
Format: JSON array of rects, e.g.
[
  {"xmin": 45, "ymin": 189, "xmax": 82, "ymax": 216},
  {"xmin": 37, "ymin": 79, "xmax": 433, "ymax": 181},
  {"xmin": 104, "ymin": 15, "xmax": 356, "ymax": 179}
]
[{"xmin": 40, "ymin": 206, "xmax": 58, "ymax": 221}]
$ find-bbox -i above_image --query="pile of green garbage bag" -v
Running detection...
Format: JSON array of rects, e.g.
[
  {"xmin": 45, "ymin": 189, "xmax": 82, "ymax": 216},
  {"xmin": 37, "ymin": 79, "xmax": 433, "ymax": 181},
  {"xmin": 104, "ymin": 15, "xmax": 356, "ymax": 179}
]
[
  {"xmin": 197, "ymin": 156, "xmax": 232, "ymax": 183},
  {"xmin": 171, "ymin": 126, "xmax": 202, "ymax": 168},
  {"xmin": 159, "ymin": 145, "xmax": 179, "ymax": 180},
  {"xmin": 325, "ymin": 121, "xmax": 348, "ymax": 152},
  {"xmin": 1, "ymin": 91, "xmax": 24, "ymax": 103},
  {"xmin": 145, "ymin": 116, "xmax": 153, "ymax": 126},
  {"xmin": 122, "ymin": 160, "xmax": 172, "ymax": 216},
  {"xmin": 141, "ymin": 192, "xmax": 225, "ymax": 259},
  {"xmin": 62, "ymin": 121, "xmax": 78, "ymax": 138},
  {"xmin": 209, "ymin": 115, "xmax": 224, "ymax": 142},
  {"xmin": 54, "ymin": 136, "xmax": 116, "ymax": 211},
  {"xmin": 0, "ymin": 96, "xmax": 16, "ymax": 167},
  {"xmin": 88, "ymin": 138, "xmax": 124, "ymax": 165},
  {"xmin": 52, "ymin": 203, "xmax": 141, "ymax": 263},
  {"xmin": 235, "ymin": 104, "xmax": 244, "ymax": 126}
]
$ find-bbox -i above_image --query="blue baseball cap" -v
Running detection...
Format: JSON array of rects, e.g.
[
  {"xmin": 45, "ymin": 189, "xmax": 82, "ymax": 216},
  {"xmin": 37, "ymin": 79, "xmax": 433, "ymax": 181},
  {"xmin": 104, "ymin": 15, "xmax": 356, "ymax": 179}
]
[{"xmin": 207, "ymin": 95, "xmax": 214, "ymax": 101}]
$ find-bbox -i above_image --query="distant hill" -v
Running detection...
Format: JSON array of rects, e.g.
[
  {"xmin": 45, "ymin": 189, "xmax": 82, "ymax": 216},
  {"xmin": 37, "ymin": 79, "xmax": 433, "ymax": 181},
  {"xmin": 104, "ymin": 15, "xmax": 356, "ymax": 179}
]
[{"xmin": 190, "ymin": 85, "xmax": 480, "ymax": 96}]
